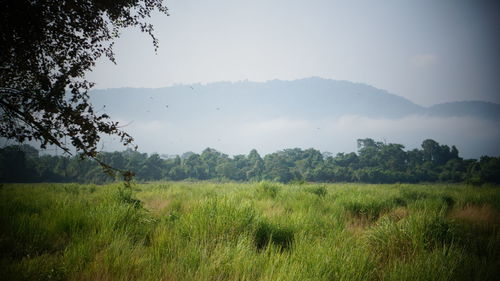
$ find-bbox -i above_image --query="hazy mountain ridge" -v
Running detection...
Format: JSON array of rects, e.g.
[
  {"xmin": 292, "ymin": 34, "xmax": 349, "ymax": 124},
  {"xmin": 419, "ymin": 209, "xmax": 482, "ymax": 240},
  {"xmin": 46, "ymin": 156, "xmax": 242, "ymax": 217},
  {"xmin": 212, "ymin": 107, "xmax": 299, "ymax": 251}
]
[
  {"xmin": 425, "ymin": 100, "xmax": 500, "ymax": 119},
  {"xmin": 90, "ymin": 78, "xmax": 499, "ymax": 121}
]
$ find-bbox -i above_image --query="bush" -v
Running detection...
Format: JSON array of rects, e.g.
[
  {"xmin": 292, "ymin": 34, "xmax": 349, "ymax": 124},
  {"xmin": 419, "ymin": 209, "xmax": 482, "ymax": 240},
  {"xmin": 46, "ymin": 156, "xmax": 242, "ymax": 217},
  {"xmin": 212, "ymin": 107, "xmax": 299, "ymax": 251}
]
[
  {"xmin": 258, "ymin": 181, "xmax": 280, "ymax": 199},
  {"xmin": 178, "ymin": 198, "xmax": 256, "ymax": 243},
  {"xmin": 254, "ymin": 220, "xmax": 294, "ymax": 251},
  {"xmin": 400, "ymin": 189, "xmax": 428, "ymax": 202},
  {"xmin": 344, "ymin": 200, "xmax": 391, "ymax": 221},
  {"xmin": 366, "ymin": 217, "xmax": 414, "ymax": 262},
  {"xmin": 305, "ymin": 185, "xmax": 327, "ymax": 197},
  {"xmin": 116, "ymin": 186, "xmax": 142, "ymax": 208},
  {"xmin": 422, "ymin": 216, "xmax": 458, "ymax": 250}
]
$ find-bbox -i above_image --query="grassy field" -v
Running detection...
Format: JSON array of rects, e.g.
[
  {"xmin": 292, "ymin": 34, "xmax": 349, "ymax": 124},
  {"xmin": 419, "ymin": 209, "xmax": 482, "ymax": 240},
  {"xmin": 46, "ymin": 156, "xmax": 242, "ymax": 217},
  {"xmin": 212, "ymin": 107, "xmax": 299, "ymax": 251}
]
[{"xmin": 1, "ymin": 182, "xmax": 500, "ymax": 281}]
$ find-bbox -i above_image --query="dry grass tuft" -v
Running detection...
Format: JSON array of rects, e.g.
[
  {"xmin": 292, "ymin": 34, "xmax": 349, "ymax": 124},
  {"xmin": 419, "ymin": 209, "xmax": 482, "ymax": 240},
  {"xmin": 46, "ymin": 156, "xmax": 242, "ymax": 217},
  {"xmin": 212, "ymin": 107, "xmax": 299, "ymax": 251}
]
[
  {"xmin": 264, "ymin": 205, "xmax": 287, "ymax": 218},
  {"xmin": 142, "ymin": 198, "xmax": 171, "ymax": 214},
  {"xmin": 348, "ymin": 207, "xmax": 409, "ymax": 235},
  {"xmin": 386, "ymin": 207, "xmax": 408, "ymax": 222},
  {"xmin": 347, "ymin": 215, "xmax": 373, "ymax": 235},
  {"xmin": 448, "ymin": 204, "xmax": 500, "ymax": 226}
]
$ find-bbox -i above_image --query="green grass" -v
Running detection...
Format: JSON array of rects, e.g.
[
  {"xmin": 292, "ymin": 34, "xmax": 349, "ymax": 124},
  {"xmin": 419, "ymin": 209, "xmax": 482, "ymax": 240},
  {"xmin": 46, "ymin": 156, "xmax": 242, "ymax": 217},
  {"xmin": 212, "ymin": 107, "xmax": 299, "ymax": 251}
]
[{"xmin": 1, "ymin": 182, "xmax": 500, "ymax": 281}]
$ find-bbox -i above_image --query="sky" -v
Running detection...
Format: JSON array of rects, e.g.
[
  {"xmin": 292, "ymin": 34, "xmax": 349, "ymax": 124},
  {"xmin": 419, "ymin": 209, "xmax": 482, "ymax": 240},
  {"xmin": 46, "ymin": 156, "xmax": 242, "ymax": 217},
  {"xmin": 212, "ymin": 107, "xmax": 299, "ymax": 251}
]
[
  {"xmin": 81, "ymin": 0, "xmax": 500, "ymax": 158},
  {"xmin": 87, "ymin": 0, "xmax": 500, "ymax": 107}
]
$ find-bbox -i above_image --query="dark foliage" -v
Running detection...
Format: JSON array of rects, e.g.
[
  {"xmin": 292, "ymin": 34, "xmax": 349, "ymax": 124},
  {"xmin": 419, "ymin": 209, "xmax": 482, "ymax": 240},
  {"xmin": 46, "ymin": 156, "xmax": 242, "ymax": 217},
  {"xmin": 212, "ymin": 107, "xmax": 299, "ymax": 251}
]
[
  {"xmin": 254, "ymin": 220, "xmax": 294, "ymax": 251},
  {"xmin": 1, "ymin": 139, "xmax": 500, "ymax": 184},
  {"xmin": 0, "ymin": 0, "xmax": 167, "ymax": 178}
]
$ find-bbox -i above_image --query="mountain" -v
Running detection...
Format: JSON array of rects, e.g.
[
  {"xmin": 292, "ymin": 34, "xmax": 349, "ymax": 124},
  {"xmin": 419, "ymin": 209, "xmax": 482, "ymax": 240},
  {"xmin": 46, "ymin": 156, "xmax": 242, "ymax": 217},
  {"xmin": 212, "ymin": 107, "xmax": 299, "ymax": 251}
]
[
  {"xmin": 89, "ymin": 77, "xmax": 499, "ymax": 122},
  {"xmin": 86, "ymin": 78, "xmax": 500, "ymax": 159},
  {"xmin": 426, "ymin": 101, "xmax": 500, "ymax": 119}
]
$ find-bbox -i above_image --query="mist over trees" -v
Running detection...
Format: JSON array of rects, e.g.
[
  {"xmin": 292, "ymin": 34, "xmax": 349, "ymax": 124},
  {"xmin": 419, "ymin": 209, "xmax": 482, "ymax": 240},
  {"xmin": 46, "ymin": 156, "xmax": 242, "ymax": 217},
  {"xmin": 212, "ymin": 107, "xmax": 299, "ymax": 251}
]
[
  {"xmin": 88, "ymin": 79, "xmax": 500, "ymax": 159},
  {"xmin": 1, "ymin": 139, "xmax": 499, "ymax": 185}
]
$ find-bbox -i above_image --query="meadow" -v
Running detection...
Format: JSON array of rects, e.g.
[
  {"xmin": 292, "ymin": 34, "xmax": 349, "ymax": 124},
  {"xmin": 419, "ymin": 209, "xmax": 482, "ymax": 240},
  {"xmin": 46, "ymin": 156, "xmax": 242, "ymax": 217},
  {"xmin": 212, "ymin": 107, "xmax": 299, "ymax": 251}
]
[{"xmin": 1, "ymin": 182, "xmax": 500, "ymax": 281}]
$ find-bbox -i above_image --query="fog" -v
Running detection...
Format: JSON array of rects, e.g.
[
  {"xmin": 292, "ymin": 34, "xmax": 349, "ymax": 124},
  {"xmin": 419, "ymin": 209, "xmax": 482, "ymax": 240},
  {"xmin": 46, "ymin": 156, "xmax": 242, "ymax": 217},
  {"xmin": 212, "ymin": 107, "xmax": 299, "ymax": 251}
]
[
  {"xmin": 82, "ymin": 1, "xmax": 500, "ymax": 158},
  {"xmin": 94, "ymin": 113, "xmax": 498, "ymax": 159}
]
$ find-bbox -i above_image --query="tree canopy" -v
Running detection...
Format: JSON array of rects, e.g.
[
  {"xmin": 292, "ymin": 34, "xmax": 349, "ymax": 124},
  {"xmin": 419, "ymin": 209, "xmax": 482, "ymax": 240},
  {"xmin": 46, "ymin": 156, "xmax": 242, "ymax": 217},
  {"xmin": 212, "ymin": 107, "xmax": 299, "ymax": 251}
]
[
  {"xmin": 2, "ymin": 139, "xmax": 499, "ymax": 185},
  {"xmin": 0, "ymin": 0, "xmax": 167, "ymax": 176}
]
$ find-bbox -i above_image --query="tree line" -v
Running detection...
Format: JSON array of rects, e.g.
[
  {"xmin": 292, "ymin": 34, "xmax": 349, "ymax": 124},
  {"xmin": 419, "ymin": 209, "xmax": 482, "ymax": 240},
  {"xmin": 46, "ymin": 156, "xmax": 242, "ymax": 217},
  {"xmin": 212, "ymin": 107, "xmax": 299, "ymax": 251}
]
[{"xmin": 1, "ymin": 139, "xmax": 499, "ymax": 185}]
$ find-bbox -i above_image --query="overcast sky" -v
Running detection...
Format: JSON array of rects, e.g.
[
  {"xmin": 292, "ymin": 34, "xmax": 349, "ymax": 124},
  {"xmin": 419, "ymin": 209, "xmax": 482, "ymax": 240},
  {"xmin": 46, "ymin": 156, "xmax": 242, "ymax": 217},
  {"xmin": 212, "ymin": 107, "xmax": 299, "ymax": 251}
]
[
  {"xmin": 80, "ymin": 0, "xmax": 500, "ymax": 158},
  {"xmin": 87, "ymin": 0, "xmax": 500, "ymax": 106}
]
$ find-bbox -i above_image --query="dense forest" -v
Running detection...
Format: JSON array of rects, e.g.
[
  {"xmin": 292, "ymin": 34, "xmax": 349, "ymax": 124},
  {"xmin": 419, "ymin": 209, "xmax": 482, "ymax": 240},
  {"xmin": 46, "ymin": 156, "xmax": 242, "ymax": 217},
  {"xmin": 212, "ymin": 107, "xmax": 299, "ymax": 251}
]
[{"xmin": 1, "ymin": 138, "xmax": 499, "ymax": 184}]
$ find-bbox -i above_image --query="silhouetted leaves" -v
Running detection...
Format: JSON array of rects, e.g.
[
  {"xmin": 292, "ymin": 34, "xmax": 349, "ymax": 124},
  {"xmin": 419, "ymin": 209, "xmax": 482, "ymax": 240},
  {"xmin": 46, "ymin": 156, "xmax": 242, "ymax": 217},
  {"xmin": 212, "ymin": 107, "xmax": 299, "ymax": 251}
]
[{"xmin": 0, "ymin": 0, "xmax": 168, "ymax": 180}]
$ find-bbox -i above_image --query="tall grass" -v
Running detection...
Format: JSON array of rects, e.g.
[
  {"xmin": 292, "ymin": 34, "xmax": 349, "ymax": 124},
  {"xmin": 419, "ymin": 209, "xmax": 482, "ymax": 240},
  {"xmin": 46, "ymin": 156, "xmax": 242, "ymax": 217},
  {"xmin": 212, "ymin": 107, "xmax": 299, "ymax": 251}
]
[{"xmin": 1, "ymin": 182, "xmax": 499, "ymax": 280}]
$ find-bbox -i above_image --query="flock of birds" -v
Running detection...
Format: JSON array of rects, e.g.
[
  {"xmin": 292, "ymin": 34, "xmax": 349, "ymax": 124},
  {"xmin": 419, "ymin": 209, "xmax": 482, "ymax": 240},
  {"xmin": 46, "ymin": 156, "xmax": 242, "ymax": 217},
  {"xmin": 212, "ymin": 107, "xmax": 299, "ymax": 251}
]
[
  {"xmin": 139, "ymin": 85, "xmax": 225, "ymax": 143},
  {"xmin": 100, "ymin": 84, "xmax": 328, "ymax": 148},
  {"xmin": 143, "ymin": 85, "xmax": 222, "ymax": 114}
]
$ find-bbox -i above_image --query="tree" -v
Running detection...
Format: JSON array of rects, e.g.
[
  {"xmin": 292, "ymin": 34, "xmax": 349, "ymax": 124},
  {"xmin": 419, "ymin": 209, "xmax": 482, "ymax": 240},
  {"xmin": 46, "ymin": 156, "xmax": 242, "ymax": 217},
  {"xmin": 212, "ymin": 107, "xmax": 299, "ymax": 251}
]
[
  {"xmin": 294, "ymin": 148, "xmax": 323, "ymax": 181},
  {"xmin": 139, "ymin": 153, "xmax": 164, "ymax": 181},
  {"xmin": 263, "ymin": 153, "xmax": 294, "ymax": 183},
  {"xmin": 216, "ymin": 158, "xmax": 240, "ymax": 181},
  {"xmin": 246, "ymin": 149, "xmax": 264, "ymax": 181},
  {"xmin": 421, "ymin": 139, "xmax": 458, "ymax": 166},
  {"xmin": 200, "ymin": 148, "xmax": 225, "ymax": 178},
  {"xmin": 357, "ymin": 138, "xmax": 383, "ymax": 168},
  {"xmin": 379, "ymin": 143, "xmax": 407, "ymax": 171},
  {"xmin": 183, "ymin": 153, "xmax": 207, "ymax": 180},
  {"xmin": 0, "ymin": 0, "xmax": 168, "ymax": 179},
  {"xmin": 0, "ymin": 146, "xmax": 37, "ymax": 182}
]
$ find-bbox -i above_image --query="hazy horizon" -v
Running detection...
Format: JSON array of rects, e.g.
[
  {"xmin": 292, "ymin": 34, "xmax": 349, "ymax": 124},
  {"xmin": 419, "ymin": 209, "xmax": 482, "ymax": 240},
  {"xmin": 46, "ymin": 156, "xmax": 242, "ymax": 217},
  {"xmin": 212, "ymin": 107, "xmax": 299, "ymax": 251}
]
[
  {"xmin": 86, "ymin": 78, "xmax": 500, "ymax": 159},
  {"xmin": 86, "ymin": 0, "xmax": 500, "ymax": 107},
  {"xmin": 89, "ymin": 76, "xmax": 500, "ymax": 108},
  {"xmin": 11, "ymin": 0, "xmax": 500, "ymax": 160}
]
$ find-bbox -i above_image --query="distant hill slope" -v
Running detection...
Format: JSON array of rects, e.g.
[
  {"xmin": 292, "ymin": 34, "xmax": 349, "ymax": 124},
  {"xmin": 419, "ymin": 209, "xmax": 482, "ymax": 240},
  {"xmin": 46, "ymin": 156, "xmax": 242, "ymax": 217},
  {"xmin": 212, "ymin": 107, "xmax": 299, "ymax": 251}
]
[
  {"xmin": 89, "ymin": 77, "xmax": 500, "ymax": 121},
  {"xmin": 426, "ymin": 101, "xmax": 500, "ymax": 119}
]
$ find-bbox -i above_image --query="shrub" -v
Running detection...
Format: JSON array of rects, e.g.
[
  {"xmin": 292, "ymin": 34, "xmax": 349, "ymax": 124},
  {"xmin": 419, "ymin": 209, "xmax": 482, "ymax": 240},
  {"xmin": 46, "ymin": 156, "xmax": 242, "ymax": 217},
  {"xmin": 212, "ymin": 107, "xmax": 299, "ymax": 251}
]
[
  {"xmin": 422, "ymin": 216, "xmax": 458, "ymax": 250},
  {"xmin": 254, "ymin": 220, "xmax": 294, "ymax": 251},
  {"xmin": 305, "ymin": 185, "xmax": 327, "ymax": 197},
  {"xmin": 258, "ymin": 181, "xmax": 280, "ymax": 199},
  {"xmin": 366, "ymin": 218, "xmax": 414, "ymax": 262},
  {"xmin": 441, "ymin": 195, "xmax": 455, "ymax": 209},
  {"xmin": 116, "ymin": 186, "xmax": 142, "ymax": 208},
  {"xmin": 178, "ymin": 198, "xmax": 256, "ymax": 243},
  {"xmin": 344, "ymin": 199, "xmax": 392, "ymax": 221},
  {"xmin": 401, "ymin": 189, "xmax": 428, "ymax": 202}
]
